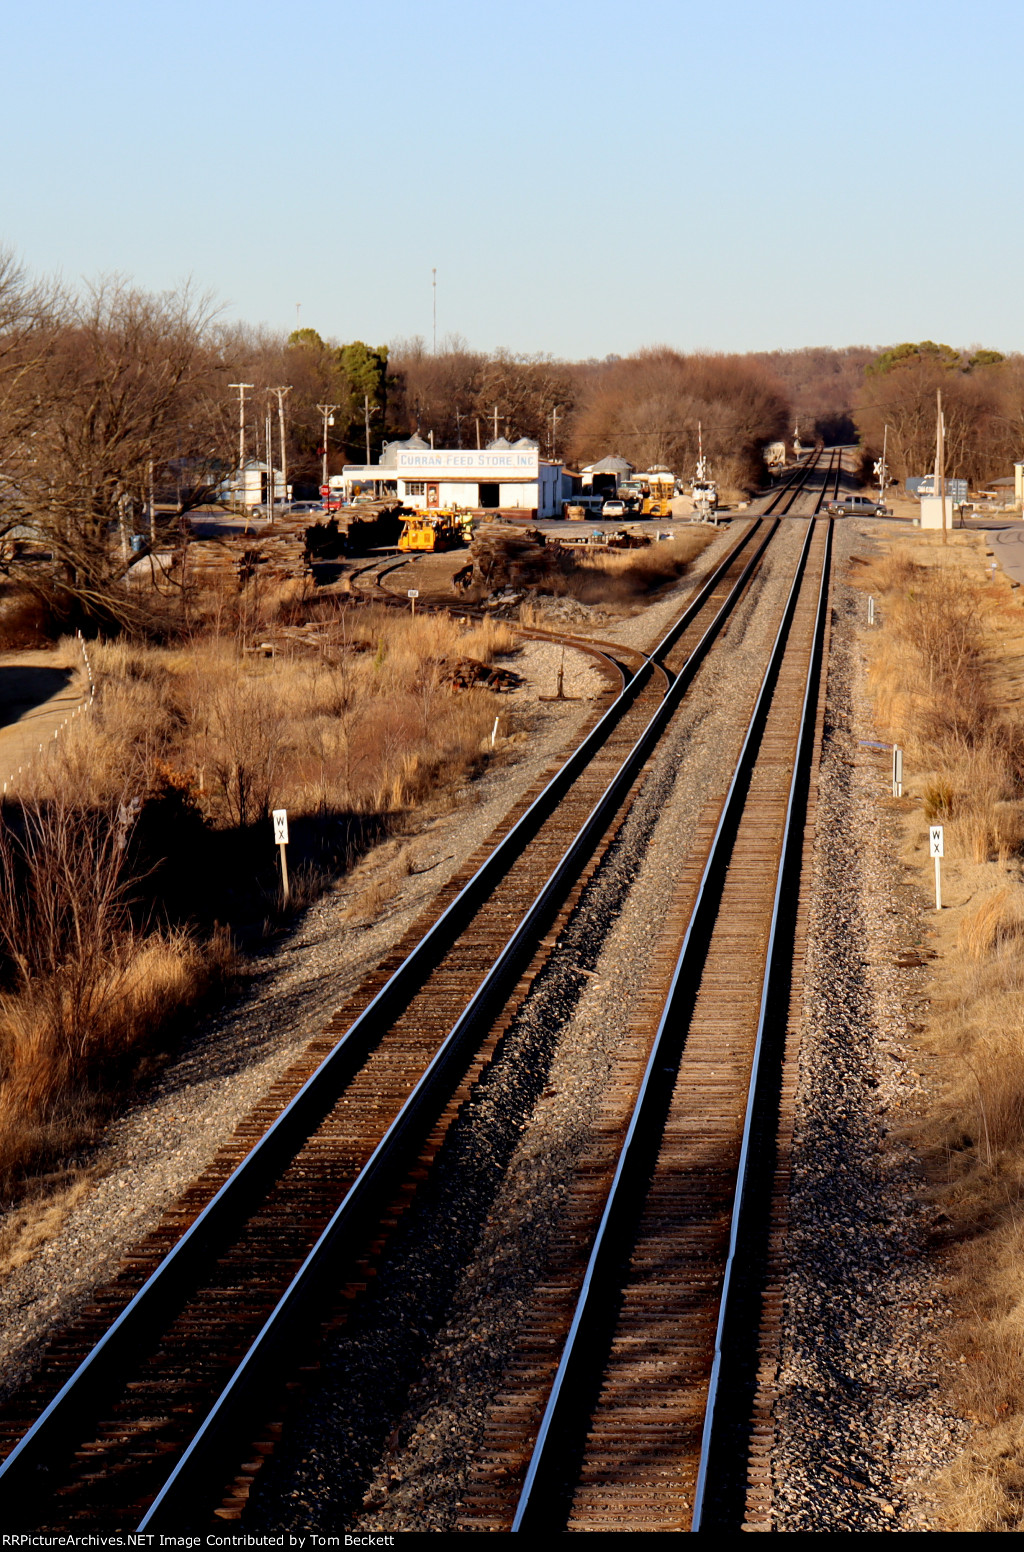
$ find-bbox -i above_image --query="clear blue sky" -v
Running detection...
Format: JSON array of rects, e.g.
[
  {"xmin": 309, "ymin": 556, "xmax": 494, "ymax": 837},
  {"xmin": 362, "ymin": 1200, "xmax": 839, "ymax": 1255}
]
[{"xmin": 2, "ymin": 0, "xmax": 1018, "ymax": 358}]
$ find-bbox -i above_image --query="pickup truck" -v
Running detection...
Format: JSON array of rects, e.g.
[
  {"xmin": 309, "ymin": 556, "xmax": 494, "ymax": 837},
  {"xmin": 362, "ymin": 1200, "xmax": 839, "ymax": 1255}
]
[{"xmin": 823, "ymin": 495, "xmax": 891, "ymax": 517}]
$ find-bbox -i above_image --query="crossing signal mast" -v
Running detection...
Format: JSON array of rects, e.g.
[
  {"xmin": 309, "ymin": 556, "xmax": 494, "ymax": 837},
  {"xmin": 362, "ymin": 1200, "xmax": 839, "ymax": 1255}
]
[{"xmin": 873, "ymin": 423, "xmax": 889, "ymax": 504}]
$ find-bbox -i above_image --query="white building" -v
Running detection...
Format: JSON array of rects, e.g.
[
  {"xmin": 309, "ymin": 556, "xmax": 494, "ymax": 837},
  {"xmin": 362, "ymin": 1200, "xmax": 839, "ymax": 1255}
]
[
  {"xmin": 219, "ymin": 459, "xmax": 287, "ymax": 509},
  {"xmin": 339, "ymin": 436, "xmax": 564, "ymax": 518},
  {"xmin": 581, "ymin": 455, "xmax": 633, "ymax": 489}
]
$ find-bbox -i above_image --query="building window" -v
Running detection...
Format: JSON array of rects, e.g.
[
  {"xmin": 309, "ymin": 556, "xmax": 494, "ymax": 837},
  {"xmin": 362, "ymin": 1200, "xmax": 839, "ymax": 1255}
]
[{"xmin": 406, "ymin": 482, "xmax": 425, "ymax": 496}]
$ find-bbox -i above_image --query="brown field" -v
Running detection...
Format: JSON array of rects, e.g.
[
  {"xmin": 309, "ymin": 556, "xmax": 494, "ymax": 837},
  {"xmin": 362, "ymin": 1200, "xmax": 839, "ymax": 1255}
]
[
  {"xmin": 0, "ymin": 595, "xmax": 521, "ymax": 1202},
  {"xmin": 856, "ymin": 530, "xmax": 1024, "ymax": 1528}
]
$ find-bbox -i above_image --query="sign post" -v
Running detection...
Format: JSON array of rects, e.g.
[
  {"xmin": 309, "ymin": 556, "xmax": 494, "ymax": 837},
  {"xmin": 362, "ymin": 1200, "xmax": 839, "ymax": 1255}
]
[
  {"xmin": 892, "ymin": 746, "xmax": 903, "ymax": 798},
  {"xmin": 407, "ymin": 588, "xmax": 419, "ymax": 616},
  {"xmin": 930, "ymin": 824, "xmax": 944, "ymax": 909},
  {"xmin": 273, "ymin": 808, "xmax": 291, "ymax": 906}
]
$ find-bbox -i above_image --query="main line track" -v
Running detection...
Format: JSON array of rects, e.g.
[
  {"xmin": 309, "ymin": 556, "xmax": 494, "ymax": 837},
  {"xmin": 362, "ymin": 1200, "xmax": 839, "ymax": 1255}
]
[
  {"xmin": 495, "ymin": 517, "xmax": 832, "ymax": 1531},
  {"xmin": 0, "ymin": 456, "xmax": 834, "ymax": 1529}
]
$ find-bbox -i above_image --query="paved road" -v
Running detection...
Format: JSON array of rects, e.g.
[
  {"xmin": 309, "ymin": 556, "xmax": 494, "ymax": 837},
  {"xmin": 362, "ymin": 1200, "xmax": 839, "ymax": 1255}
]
[
  {"xmin": 984, "ymin": 523, "xmax": 1024, "ymax": 585},
  {"xmin": 0, "ymin": 648, "xmax": 88, "ymax": 791}
]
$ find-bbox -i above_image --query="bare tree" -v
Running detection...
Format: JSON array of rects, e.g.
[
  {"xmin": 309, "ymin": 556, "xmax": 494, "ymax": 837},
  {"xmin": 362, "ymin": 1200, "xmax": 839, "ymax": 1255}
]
[
  {"xmin": 568, "ymin": 349, "xmax": 788, "ymax": 487},
  {"xmin": 854, "ymin": 343, "xmax": 1012, "ymax": 487},
  {"xmin": 0, "ymin": 278, "xmax": 231, "ymax": 630}
]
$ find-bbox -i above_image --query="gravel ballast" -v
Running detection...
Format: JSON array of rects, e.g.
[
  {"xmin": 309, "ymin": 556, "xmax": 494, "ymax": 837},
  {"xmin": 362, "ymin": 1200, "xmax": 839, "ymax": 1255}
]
[
  {"xmin": 246, "ymin": 521, "xmax": 812, "ymax": 1530},
  {"xmin": 770, "ymin": 520, "xmax": 964, "ymax": 1529},
  {"xmin": 0, "ymin": 526, "xmax": 737, "ymax": 1406}
]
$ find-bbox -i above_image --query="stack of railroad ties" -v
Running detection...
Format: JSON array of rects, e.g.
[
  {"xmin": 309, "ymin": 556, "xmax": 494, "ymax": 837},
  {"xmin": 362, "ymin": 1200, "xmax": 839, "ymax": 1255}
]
[{"xmin": 173, "ymin": 503, "xmax": 403, "ymax": 591}]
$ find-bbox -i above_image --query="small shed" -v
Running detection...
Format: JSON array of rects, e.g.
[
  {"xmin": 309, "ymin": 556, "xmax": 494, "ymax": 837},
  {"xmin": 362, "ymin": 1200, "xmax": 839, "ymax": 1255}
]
[{"xmin": 581, "ymin": 455, "xmax": 634, "ymax": 496}]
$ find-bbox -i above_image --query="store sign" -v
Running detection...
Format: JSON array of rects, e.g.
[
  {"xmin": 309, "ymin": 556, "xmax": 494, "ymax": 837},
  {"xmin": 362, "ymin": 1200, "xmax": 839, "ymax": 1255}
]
[{"xmin": 396, "ymin": 450, "xmax": 539, "ymax": 479}]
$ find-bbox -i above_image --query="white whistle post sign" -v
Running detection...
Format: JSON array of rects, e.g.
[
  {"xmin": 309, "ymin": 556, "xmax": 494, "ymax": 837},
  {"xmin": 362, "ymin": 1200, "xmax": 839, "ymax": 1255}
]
[
  {"xmin": 273, "ymin": 808, "xmax": 291, "ymax": 905},
  {"xmin": 930, "ymin": 824, "xmax": 944, "ymax": 910}
]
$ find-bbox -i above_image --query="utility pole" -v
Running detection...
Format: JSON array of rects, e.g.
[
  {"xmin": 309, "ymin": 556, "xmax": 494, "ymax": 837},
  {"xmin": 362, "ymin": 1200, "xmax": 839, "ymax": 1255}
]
[
  {"xmin": 935, "ymin": 388, "xmax": 947, "ymax": 546},
  {"xmin": 295, "ymin": 303, "xmax": 301, "ymax": 329},
  {"xmin": 272, "ymin": 386, "xmax": 292, "ymax": 503},
  {"xmin": 317, "ymin": 402, "xmax": 341, "ymax": 489},
  {"xmin": 492, "ymin": 405, "xmax": 499, "ymax": 443},
  {"xmin": 550, "ymin": 404, "xmax": 561, "ymax": 458},
  {"xmin": 364, "ymin": 394, "xmax": 372, "ymax": 463},
  {"xmin": 455, "ymin": 406, "xmax": 464, "ymax": 448},
  {"xmin": 228, "ymin": 383, "xmax": 254, "ymax": 510},
  {"xmin": 432, "ymin": 267, "xmax": 437, "ymax": 354},
  {"xmin": 265, "ymin": 405, "xmax": 275, "ymax": 523},
  {"xmin": 269, "ymin": 386, "xmax": 290, "ymax": 502}
]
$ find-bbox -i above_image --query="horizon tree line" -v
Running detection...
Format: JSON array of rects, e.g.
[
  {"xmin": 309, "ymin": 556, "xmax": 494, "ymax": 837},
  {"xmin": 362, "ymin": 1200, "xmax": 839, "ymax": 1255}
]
[{"xmin": 0, "ymin": 249, "xmax": 1018, "ymax": 631}]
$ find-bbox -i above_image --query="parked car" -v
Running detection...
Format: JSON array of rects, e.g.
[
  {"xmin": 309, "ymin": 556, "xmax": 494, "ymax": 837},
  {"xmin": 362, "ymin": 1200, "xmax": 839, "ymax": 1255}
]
[
  {"xmin": 248, "ymin": 500, "xmax": 319, "ymax": 518},
  {"xmin": 824, "ymin": 495, "xmax": 891, "ymax": 517},
  {"xmin": 602, "ymin": 499, "xmax": 626, "ymax": 518}
]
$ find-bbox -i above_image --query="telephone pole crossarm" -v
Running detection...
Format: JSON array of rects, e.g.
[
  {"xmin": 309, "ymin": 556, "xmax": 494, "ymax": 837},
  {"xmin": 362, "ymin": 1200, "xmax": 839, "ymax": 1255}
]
[{"xmin": 228, "ymin": 383, "xmax": 254, "ymax": 509}]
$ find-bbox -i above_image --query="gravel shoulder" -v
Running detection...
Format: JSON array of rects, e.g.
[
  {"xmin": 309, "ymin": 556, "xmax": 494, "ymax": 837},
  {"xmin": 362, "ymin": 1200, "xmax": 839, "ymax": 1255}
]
[
  {"xmin": 0, "ymin": 652, "xmax": 603, "ymax": 1399},
  {"xmin": 770, "ymin": 520, "xmax": 966, "ymax": 1529}
]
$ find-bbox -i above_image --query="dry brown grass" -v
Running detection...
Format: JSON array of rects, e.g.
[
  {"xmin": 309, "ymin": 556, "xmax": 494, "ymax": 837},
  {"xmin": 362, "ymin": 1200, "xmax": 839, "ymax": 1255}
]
[
  {"xmin": 865, "ymin": 548, "xmax": 1024, "ymax": 867},
  {"xmin": 863, "ymin": 537, "xmax": 1024, "ymax": 1526},
  {"xmin": 32, "ymin": 609, "xmax": 509, "ymax": 826},
  {"xmin": 0, "ymin": 1174, "xmax": 94, "ymax": 1273},
  {"xmin": 0, "ymin": 597, "xmax": 522, "ymax": 1203},
  {"xmin": 566, "ymin": 534, "xmax": 712, "ymax": 608},
  {"xmin": 0, "ymin": 787, "xmax": 236, "ymax": 1199}
]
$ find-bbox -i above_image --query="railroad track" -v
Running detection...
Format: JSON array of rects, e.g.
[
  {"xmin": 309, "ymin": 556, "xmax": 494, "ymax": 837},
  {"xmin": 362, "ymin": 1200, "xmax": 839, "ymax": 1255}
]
[
  {"xmin": 0, "ymin": 457, "xmax": 833, "ymax": 1530},
  {"xmin": 464, "ymin": 517, "xmax": 833, "ymax": 1532}
]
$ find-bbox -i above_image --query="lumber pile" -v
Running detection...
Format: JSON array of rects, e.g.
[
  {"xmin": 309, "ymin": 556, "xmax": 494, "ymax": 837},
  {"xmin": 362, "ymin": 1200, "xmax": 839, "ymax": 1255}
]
[{"xmin": 440, "ymin": 656, "xmax": 524, "ymax": 692}]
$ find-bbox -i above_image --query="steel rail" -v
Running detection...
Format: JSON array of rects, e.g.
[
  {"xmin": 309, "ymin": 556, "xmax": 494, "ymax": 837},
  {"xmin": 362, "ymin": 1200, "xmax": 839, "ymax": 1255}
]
[
  {"xmin": 510, "ymin": 517, "xmax": 827, "ymax": 1532},
  {"xmin": 760, "ymin": 448, "xmax": 822, "ymax": 516},
  {"xmin": 0, "ymin": 518, "xmax": 771, "ymax": 1516},
  {"xmin": 358, "ymin": 560, "xmax": 642, "ymax": 693},
  {"xmin": 136, "ymin": 516, "xmax": 783, "ymax": 1527},
  {"xmin": 690, "ymin": 517, "xmax": 833, "ymax": 1531},
  {"xmin": 811, "ymin": 447, "xmax": 841, "ymax": 516}
]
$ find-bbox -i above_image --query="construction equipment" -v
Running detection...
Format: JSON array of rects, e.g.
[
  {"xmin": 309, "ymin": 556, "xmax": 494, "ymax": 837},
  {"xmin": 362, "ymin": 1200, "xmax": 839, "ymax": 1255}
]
[
  {"xmin": 398, "ymin": 512, "xmax": 465, "ymax": 552},
  {"xmin": 623, "ymin": 468, "xmax": 675, "ymax": 518}
]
